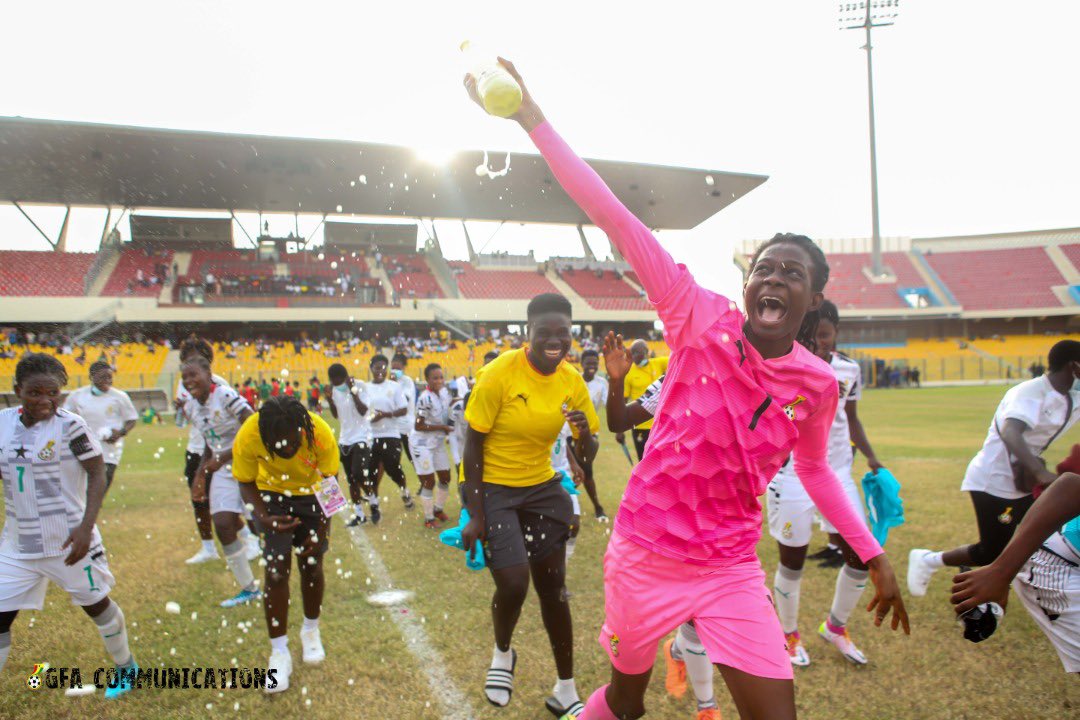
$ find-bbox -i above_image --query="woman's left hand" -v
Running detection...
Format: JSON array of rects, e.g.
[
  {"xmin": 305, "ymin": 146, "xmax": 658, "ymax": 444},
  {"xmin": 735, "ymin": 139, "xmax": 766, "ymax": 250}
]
[{"xmin": 866, "ymin": 554, "xmax": 911, "ymax": 634}]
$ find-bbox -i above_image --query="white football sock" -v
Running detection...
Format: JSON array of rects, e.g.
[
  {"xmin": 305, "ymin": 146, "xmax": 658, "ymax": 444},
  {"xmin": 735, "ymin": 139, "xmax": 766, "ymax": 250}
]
[
  {"xmin": 352, "ymin": 502, "xmax": 366, "ymax": 520},
  {"xmin": 92, "ymin": 602, "xmax": 133, "ymax": 667},
  {"xmin": 368, "ymin": 493, "xmax": 379, "ymax": 507},
  {"xmin": 223, "ymin": 539, "xmax": 257, "ymax": 592},
  {"xmin": 565, "ymin": 536, "xmax": 577, "ymax": 560},
  {"xmin": 678, "ymin": 623, "xmax": 715, "ymax": 707},
  {"xmin": 238, "ymin": 525, "xmax": 252, "ymax": 541},
  {"xmin": 435, "ymin": 483, "xmax": 449, "ymax": 512},
  {"xmin": 774, "ymin": 564, "xmax": 803, "ymax": 634},
  {"xmin": 201, "ymin": 539, "xmax": 217, "ymax": 554},
  {"xmin": 302, "ymin": 616, "xmax": 319, "ymax": 632},
  {"xmin": 924, "ymin": 551, "xmax": 945, "ymax": 569},
  {"xmin": 553, "ymin": 676, "xmax": 579, "ymax": 706},
  {"xmin": 420, "ymin": 487, "xmax": 434, "ymax": 520},
  {"xmin": 270, "ymin": 635, "xmax": 288, "ymax": 653},
  {"xmin": 0, "ymin": 631, "xmax": 10, "ymax": 674},
  {"xmin": 829, "ymin": 565, "xmax": 870, "ymax": 628},
  {"xmin": 487, "ymin": 645, "xmax": 514, "ymax": 706}
]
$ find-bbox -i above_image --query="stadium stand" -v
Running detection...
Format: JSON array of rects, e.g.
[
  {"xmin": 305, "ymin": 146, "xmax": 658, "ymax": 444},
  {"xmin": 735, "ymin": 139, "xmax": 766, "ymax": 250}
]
[
  {"xmin": 187, "ymin": 249, "xmax": 274, "ymax": 280},
  {"xmin": 557, "ymin": 268, "xmax": 652, "ymax": 310},
  {"xmin": 0, "ymin": 342, "xmax": 169, "ymax": 388},
  {"xmin": 102, "ymin": 248, "xmax": 174, "ymax": 296},
  {"xmin": 384, "ymin": 253, "xmax": 444, "ymax": 299},
  {"xmin": 923, "ymin": 247, "xmax": 1065, "ymax": 310},
  {"xmin": 825, "ymin": 252, "xmax": 929, "ymax": 309},
  {"xmin": 1059, "ymin": 244, "xmax": 1080, "ymax": 273},
  {"xmin": 0, "ymin": 250, "xmax": 96, "ymax": 296},
  {"xmin": 450, "ymin": 262, "xmax": 559, "ymax": 299}
]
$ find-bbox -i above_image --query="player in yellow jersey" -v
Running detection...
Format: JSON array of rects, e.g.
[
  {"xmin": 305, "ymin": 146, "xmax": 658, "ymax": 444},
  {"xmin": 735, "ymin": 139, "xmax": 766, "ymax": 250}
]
[
  {"xmin": 462, "ymin": 293, "xmax": 599, "ymax": 717},
  {"xmin": 233, "ymin": 397, "xmax": 341, "ymax": 694},
  {"xmin": 618, "ymin": 340, "xmax": 667, "ymax": 461}
]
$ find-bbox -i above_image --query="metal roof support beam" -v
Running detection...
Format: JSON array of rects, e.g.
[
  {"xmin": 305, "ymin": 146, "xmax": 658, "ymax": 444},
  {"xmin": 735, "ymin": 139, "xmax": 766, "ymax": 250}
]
[
  {"xmin": 11, "ymin": 200, "xmax": 58, "ymax": 250},
  {"xmin": 230, "ymin": 210, "xmax": 257, "ymax": 248},
  {"xmin": 99, "ymin": 206, "xmax": 112, "ymax": 250},
  {"xmin": 55, "ymin": 205, "xmax": 71, "ymax": 252},
  {"xmin": 305, "ymin": 213, "xmax": 327, "ymax": 246},
  {"xmin": 461, "ymin": 221, "xmax": 476, "ymax": 262},
  {"xmin": 576, "ymin": 224, "xmax": 595, "ymax": 261}
]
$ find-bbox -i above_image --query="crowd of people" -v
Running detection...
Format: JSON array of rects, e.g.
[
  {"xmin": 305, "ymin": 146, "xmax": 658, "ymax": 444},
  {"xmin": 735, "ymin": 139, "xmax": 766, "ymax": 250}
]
[{"xmin": 1, "ymin": 60, "xmax": 1078, "ymax": 720}]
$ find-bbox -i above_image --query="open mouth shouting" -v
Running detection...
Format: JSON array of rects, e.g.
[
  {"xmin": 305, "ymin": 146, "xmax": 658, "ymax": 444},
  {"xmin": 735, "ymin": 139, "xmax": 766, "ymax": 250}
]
[{"xmin": 755, "ymin": 295, "xmax": 788, "ymax": 326}]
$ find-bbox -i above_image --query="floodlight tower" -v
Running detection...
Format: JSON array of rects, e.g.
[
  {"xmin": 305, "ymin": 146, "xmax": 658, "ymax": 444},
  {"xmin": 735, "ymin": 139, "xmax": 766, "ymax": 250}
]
[{"xmin": 840, "ymin": 1, "xmax": 899, "ymax": 277}]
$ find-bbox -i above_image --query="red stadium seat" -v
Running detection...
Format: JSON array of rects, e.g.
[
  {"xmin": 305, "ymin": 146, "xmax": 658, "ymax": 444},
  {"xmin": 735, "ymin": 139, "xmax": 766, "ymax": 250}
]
[
  {"xmin": 383, "ymin": 254, "xmax": 444, "ymax": 298},
  {"xmin": 558, "ymin": 268, "xmax": 651, "ymax": 309},
  {"xmin": 450, "ymin": 262, "xmax": 559, "ymax": 299},
  {"xmin": 102, "ymin": 248, "xmax": 174, "ymax": 296},
  {"xmin": 924, "ymin": 247, "xmax": 1064, "ymax": 311},
  {"xmin": 822, "ymin": 252, "xmax": 927, "ymax": 310},
  {"xmin": 0, "ymin": 250, "xmax": 97, "ymax": 296}
]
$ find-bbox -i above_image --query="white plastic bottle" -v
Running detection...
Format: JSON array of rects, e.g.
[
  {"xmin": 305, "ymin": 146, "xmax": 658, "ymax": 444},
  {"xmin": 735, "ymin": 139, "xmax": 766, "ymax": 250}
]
[{"xmin": 460, "ymin": 41, "xmax": 522, "ymax": 118}]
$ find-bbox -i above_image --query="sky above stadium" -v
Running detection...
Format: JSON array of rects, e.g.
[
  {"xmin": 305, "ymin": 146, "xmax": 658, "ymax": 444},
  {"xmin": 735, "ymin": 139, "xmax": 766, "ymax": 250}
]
[{"xmin": 1, "ymin": 0, "xmax": 1078, "ymax": 297}]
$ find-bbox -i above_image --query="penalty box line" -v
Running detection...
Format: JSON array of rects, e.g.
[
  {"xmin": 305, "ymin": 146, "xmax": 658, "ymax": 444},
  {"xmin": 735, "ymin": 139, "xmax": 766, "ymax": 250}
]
[{"xmin": 344, "ymin": 524, "xmax": 476, "ymax": 720}]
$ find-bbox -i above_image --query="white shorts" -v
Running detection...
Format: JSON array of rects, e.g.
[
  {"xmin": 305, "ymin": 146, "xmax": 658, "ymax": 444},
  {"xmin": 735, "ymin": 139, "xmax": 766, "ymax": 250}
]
[
  {"xmin": 766, "ymin": 462, "xmax": 865, "ymax": 548},
  {"xmin": 209, "ymin": 469, "xmax": 245, "ymax": 516},
  {"xmin": 413, "ymin": 443, "xmax": 450, "ymax": 476},
  {"xmin": 0, "ymin": 548, "xmax": 115, "ymax": 610},
  {"xmin": 1012, "ymin": 545, "xmax": 1080, "ymax": 673}
]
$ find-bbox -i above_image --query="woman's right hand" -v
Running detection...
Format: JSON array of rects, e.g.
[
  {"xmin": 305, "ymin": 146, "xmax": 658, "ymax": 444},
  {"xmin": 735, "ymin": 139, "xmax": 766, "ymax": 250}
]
[
  {"xmin": 603, "ymin": 332, "xmax": 633, "ymax": 382},
  {"xmin": 461, "ymin": 515, "xmax": 486, "ymax": 563},
  {"xmin": 463, "ymin": 57, "xmax": 545, "ymax": 132}
]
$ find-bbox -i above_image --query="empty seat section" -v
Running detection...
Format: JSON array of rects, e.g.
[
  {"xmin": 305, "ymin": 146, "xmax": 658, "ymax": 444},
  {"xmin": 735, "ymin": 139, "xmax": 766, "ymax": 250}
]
[
  {"xmin": 452, "ymin": 264, "xmax": 558, "ymax": 299},
  {"xmin": 924, "ymin": 247, "xmax": 1064, "ymax": 310},
  {"xmin": 0, "ymin": 251, "xmax": 96, "ymax": 296}
]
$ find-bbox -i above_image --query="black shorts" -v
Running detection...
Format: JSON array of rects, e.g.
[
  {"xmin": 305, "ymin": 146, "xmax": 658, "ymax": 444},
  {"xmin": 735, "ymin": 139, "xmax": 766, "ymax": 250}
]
[
  {"xmin": 482, "ymin": 477, "xmax": 574, "ymax": 570},
  {"xmin": 339, "ymin": 442, "xmax": 372, "ymax": 487},
  {"xmin": 968, "ymin": 490, "xmax": 1035, "ymax": 566},
  {"xmin": 262, "ymin": 493, "xmax": 330, "ymax": 568},
  {"xmin": 632, "ymin": 428, "xmax": 651, "ymax": 462},
  {"xmin": 184, "ymin": 451, "xmax": 203, "ymax": 487}
]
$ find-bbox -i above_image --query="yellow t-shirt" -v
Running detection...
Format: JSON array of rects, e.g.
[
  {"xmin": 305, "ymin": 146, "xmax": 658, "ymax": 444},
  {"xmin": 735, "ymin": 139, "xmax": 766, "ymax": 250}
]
[
  {"xmin": 232, "ymin": 411, "xmax": 340, "ymax": 496},
  {"xmin": 465, "ymin": 348, "xmax": 600, "ymax": 488},
  {"xmin": 623, "ymin": 356, "xmax": 669, "ymax": 430}
]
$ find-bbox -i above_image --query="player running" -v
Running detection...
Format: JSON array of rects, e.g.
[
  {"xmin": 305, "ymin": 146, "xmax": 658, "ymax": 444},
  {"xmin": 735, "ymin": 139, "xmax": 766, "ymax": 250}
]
[
  {"xmin": 181, "ymin": 356, "xmax": 260, "ymax": 609},
  {"xmin": 233, "ymin": 396, "xmax": 341, "ymax": 694},
  {"xmin": 413, "ymin": 363, "xmax": 454, "ymax": 529},
  {"xmin": 603, "ymin": 337, "xmax": 717, "ymax": 719},
  {"xmin": 461, "ymin": 293, "xmax": 600, "ymax": 717},
  {"xmin": 951, "ymin": 468, "xmax": 1080, "ymax": 673},
  {"xmin": 0, "ymin": 353, "xmax": 139, "ymax": 698},
  {"xmin": 175, "ymin": 337, "xmax": 251, "ymax": 565},
  {"xmin": 618, "ymin": 340, "xmax": 667, "ymax": 463},
  {"xmin": 391, "ymin": 353, "xmax": 417, "ymax": 469},
  {"xmin": 764, "ymin": 300, "xmax": 884, "ymax": 667},
  {"xmin": 908, "ymin": 340, "xmax": 1080, "ymax": 598},
  {"xmin": 63, "ymin": 360, "xmax": 138, "ymax": 494},
  {"xmin": 368, "ymin": 355, "xmax": 413, "ymax": 511},
  {"xmin": 466, "ymin": 61, "xmax": 908, "ymax": 720},
  {"xmin": 327, "ymin": 363, "xmax": 374, "ymax": 527},
  {"xmin": 579, "ymin": 349, "xmax": 608, "ymax": 519}
]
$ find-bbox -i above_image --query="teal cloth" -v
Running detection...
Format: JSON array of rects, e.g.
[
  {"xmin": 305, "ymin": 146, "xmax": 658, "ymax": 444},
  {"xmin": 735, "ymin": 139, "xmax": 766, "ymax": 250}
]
[
  {"xmin": 438, "ymin": 508, "xmax": 486, "ymax": 571},
  {"xmin": 558, "ymin": 470, "xmax": 579, "ymax": 495},
  {"xmin": 862, "ymin": 468, "xmax": 905, "ymax": 546}
]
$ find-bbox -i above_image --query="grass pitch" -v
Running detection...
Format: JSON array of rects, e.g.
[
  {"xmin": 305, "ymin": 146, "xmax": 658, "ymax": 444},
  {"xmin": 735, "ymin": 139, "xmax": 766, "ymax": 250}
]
[{"xmin": 2, "ymin": 385, "xmax": 1078, "ymax": 719}]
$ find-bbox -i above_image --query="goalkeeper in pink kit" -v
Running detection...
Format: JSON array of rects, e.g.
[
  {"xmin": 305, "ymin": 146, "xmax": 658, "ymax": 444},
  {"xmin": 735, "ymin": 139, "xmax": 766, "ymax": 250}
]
[{"xmin": 465, "ymin": 61, "xmax": 909, "ymax": 720}]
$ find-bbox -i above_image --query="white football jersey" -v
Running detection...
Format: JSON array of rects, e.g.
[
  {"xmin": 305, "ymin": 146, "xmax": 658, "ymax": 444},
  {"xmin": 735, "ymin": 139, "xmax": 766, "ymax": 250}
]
[
  {"xmin": 332, "ymin": 381, "xmax": 372, "ymax": 446},
  {"xmin": 177, "ymin": 374, "xmax": 230, "ymax": 453},
  {"xmin": 550, "ymin": 422, "xmax": 573, "ymax": 474},
  {"xmin": 414, "ymin": 386, "xmax": 452, "ymax": 449},
  {"xmin": 963, "ymin": 375, "xmax": 1080, "ymax": 499},
  {"xmin": 187, "ymin": 384, "xmax": 251, "ymax": 459},
  {"xmin": 586, "ymin": 375, "xmax": 609, "ymax": 416},
  {"xmin": 396, "ymin": 374, "xmax": 417, "ymax": 436},
  {"xmin": 368, "ymin": 380, "xmax": 407, "ymax": 439},
  {"xmin": 0, "ymin": 408, "xmax": 104, "ymax": 559},
  {"xmin": 63, "ymin": 386, "xmax": 138, "ymax": 464}
]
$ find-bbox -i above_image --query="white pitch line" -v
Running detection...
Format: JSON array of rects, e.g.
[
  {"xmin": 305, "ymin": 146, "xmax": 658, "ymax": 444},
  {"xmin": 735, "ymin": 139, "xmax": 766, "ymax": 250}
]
[{"xmin": 345, "ymin": 525, "xmax": 477, "ymax": 720}]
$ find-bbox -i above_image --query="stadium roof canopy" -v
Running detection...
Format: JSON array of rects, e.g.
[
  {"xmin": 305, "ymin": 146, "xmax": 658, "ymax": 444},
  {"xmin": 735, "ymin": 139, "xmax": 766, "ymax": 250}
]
[{"xmin": 0, "ymin": 117, "xmax": 766, "ymax": 231}]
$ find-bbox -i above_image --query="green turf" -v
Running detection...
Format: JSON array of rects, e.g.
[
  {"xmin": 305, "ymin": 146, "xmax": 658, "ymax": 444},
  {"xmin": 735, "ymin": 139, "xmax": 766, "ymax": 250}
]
[{"xmin": 2, "ymin": 385, "xmax": 1078, "ymax": 719}]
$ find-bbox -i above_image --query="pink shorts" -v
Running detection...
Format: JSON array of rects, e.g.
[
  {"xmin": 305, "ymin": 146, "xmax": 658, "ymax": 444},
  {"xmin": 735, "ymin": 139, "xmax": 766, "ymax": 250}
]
[{"xmin": 599, "ymin": 531, "xmax": 792, "ymax": 680}]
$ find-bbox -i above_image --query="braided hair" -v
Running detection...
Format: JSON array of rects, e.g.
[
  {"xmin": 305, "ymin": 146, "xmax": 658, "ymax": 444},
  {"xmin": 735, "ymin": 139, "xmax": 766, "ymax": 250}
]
[
  {"xmin": 258, "ymin": 396, "xmax": 315, "ymax": 459},
  {"xmin": 748, "ymin": 233, "xmax": 830, "ymax": 354},
  {"xmin": 15, "ymin": 352, "xmax": 68, "ymax": 387},
  {"xmin": 179, "ymin": 335, "xmax": 214, "ymax": 363}
]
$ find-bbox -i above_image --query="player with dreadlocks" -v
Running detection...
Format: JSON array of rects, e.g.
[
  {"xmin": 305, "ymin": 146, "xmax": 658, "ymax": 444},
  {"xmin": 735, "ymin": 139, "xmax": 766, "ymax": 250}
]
[
  {"xmin": 232, "ymin": 396, "xmax": 341, "ymax": 694},
  {"xmin": 0, "ymin": 353, "xmax": 139, "ymax": 697},
  {"xmin": 466, "ymin": 60, "xmax": 909, "ymax": 720}
]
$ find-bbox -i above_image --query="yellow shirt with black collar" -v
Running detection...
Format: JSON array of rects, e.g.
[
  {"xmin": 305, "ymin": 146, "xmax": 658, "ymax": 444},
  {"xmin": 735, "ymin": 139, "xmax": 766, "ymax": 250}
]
[
  {"xmin": 465, "ymin": 348, "xmax": 599, "ymax": 488},
  {"xmin": 624, "ymin": 356, "xmax": 669, "ymax": 430}
]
